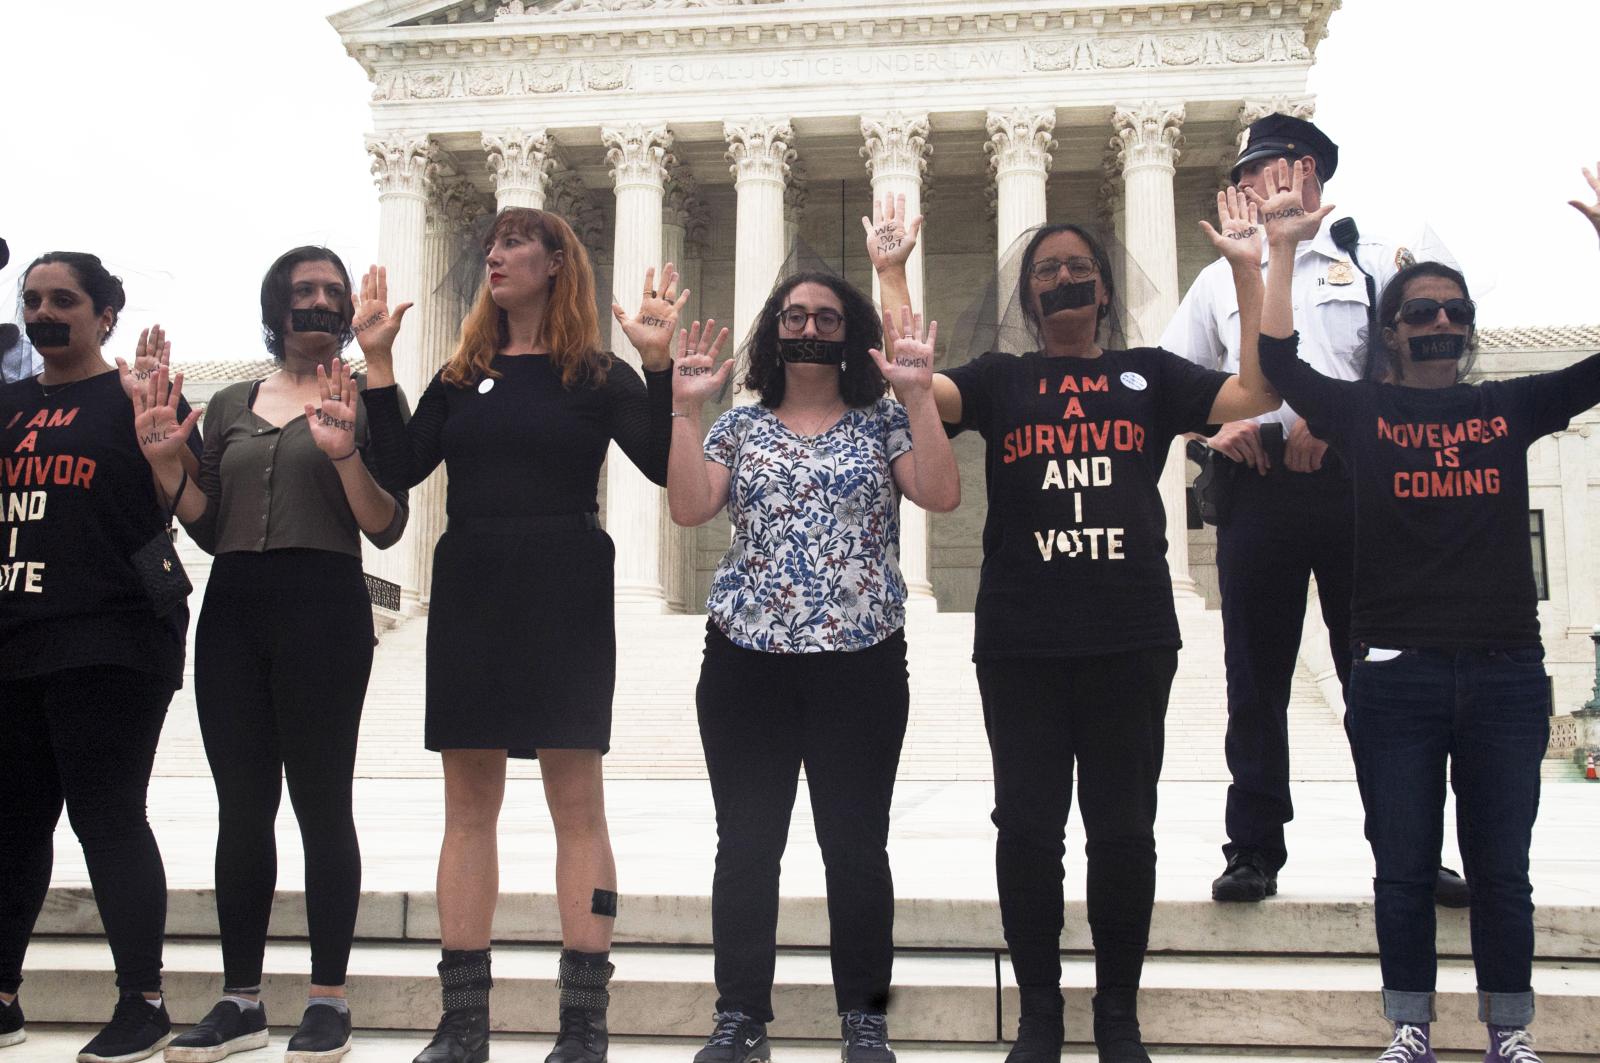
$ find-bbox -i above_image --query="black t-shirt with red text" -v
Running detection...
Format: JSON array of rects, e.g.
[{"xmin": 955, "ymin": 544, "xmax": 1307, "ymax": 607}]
[
  {"xmin": 1259, "ymin": 333, "xmax": 1600, "ymax": 649},
  {"xmin": 0, "ymin": 371, "xmax": 191, "ymax": 686},
  {"xmin": 942, "ymin": 348, "xmax": 1229, "ymax": 659}
]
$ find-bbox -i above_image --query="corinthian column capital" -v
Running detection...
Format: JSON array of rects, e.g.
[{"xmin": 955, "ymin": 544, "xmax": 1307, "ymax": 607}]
[
  {"xmin": 483, "ymin": 128, "xmax": 557, "ymax": 206},
  {"xmin": 1111, "ymin": 102, "xmax": 1185, "ymax": 175},
  {"xmin": 723, "ymin": 117, "xmax": 796, "ymax": 185},
  {"xmin": 367, "ymin": 133, "xmax": 437, "ymax": 198},
  {"xmin": 985, "ymin": 106, "xmax": 1056, "ymax": 178},
  {"xmin": 860, "ymin": 111, "xmax": 931, "ymax": 183},
  {"xmin": 603, "ymin": 123, "xmax": 674, "ymax": 193},
  {"xmin": 427, "ymin": 174, "xmax": 490, "ymax": 234}
]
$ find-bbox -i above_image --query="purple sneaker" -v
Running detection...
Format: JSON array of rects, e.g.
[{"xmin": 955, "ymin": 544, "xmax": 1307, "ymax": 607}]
[
  {"xmin": 1486, "ymin": 1025, "xmax": 1543, "ymax": 1062},
  {"xmin": 1377, "ymin": 1023, "xmax": 1436, "ymax": 1063}
]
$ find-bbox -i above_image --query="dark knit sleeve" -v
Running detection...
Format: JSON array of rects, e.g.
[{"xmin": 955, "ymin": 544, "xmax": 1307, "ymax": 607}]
[
  {"xmin": 357, "ymin": 385, "xmax": 411, "ymax": 550},
  {"xmin": 365, "ymin": 372, "xmax": 444, "ymax": 492},
  {"xmin": 1259, "ymin": 332, "xmax": 1359, "ymax": 440},
  {"xmin": 181, "ymin": 388, "xmax": 230, "ymax": 554},
  {"xmin": 605, "ymin": 359, "xmax": 673, "ymax": 487}
]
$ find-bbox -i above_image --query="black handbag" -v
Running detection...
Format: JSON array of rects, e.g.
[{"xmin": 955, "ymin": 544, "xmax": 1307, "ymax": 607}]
[{"xmin": 130, "ymin": 470, "xmax": 193, "ymax": 617}]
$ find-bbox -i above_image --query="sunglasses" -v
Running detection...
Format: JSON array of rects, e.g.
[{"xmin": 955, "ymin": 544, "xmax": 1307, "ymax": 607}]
[
  {"xmin": 1397, "ymin": 298, "xmax": 1476, "ymax": 328},
  {"xmin": 777, "ymin": 307, "xmax": 844, "ymax": 336},
  {"xmin": 1029, "ymin": 256, "xmax": 1099, "ymax": 283}
]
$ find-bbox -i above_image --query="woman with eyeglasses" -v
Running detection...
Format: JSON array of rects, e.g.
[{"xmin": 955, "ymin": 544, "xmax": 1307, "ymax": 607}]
[
  {"xmin": 922, "ymin": 187, "xmax": 1298, "ymax": 1063},
  {"xmin": 666, "ymin": 195, "xmax": 958, "ymax": 1063},
  {"xmin": 1254, "ymin": 161, "xmax": 1600, "ymax": 1063}
]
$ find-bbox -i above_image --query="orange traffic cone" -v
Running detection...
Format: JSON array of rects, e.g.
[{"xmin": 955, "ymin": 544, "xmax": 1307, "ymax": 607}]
[{"xmin": 1588, "ymin": 751, "xmax": 1598, "ymax": 780}]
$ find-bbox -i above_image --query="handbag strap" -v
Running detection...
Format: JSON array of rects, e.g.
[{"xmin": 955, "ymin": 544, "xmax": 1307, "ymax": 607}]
[{"xmin": 166, "ymin": 470, "xmax": 189, "ymax": 528}]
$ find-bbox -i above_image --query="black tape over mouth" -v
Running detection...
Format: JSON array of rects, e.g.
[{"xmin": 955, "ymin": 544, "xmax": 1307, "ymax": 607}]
[
  {"xmin": 291, "ymin": 308, "xmax": 346, "ymax": 335},
  {"xmin": 1409, "ymin": 334, "xmax": 1466, "ymax": 361},
  {"xmin": 25, "ymin": 321, "xmax": 71, "ymax": 348},
  {"xmin": 1039, "ymin": 281, "xmax": 1098, "ymax": 317},
  {"xmin": 778, "ymin": 338, "xmax": 847, "ymax": 365}
]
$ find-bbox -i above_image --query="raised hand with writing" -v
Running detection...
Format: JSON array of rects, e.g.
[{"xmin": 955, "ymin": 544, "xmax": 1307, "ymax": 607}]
[
  {"xmin": 1245, "ymin": 157, "xmax": 1333, "ymax": 246},
  {"xmin": 672, "ymin": 318, "xmax": 733, "ymax": 411},
  {"xmin": 1199, "ymin": 186, "xmax": 1263, "ymax": 266},
  {"xmin": 116, "ymin": 324, "xmax": 170, "ymax": 405},
  {"xmin": 1569, "ymin": 162, "xmax": 1600, "ymax": 241},
  {"xmin": 132, "ymin": 364, "xmax": 201, "ymax": 472},
  {"xmin": 613, "ymin": 264, "xmax": 690, "ymax": 372},
  {"xmin": 353, "ymin": 265, "xmax": 413, "ymax": 366},
  {"xmin": 861, "ymin": 192, "xmax": 924, "ymax": 275},
  {"xmin": 305, "ymin": 357, "xmax": 361, "ymax": 461},
  {"xmin": 869, "ymin": 305, "xmax": 938, "ymax": 400}
]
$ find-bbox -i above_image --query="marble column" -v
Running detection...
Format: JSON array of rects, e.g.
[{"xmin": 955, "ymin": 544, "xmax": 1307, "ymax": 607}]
[
  {"xmin": 1558, "ymin": 429, "xmax": 1596, "ymax": 634},
  {"xmin": 861, "ymin": 112, "xmax": 935, "ymax": 607},
  {"xmin": 985, "ymin": 106, "xmax": 1055, "ymax": 259},
  {"xmin": 365, "ymin": 132, "xmax": 435, "ymax": 608},
  {"xmin": 1112, "ymin": 101, "xmax": 1198, "ymax": 600},
  {"xmin": 783, "ymin": 161, "xmax": 808, "ymax": 257},
  {"xmin": 724, "ymin": 117, "xmax": 795, "ymax": 405},
  {"xmin": 603, "ymin": 122, "xmax": 673, "ymax": 613},
  {"xmin": 660, "ymin": 171, "xmax": 693, "ymax": 614},
  {"xmin": 483, "ymin": 128, "xmax": 556, "ymax": 210}
]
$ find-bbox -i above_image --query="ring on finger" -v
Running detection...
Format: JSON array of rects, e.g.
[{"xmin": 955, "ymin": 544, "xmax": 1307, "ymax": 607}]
[{"xmin": 644, "ymin": 289, "xmax": 657, "ymax": 299}]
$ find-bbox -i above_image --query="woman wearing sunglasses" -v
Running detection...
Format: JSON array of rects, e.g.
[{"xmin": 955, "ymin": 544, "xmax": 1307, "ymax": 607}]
[
  {"xmin": 666, "ymin": 195, "xmax": 958, "ymax": 1063},
  {"xmin": 1254, "ymin": 160, "xmax": 1600, "ymax": 1063}
]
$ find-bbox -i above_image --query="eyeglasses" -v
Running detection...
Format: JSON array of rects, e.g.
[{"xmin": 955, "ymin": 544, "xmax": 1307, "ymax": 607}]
[
  {"xmin": 1397, "ymin": 298, "xmax": 1476, "ymax": 327},
  {"xmin": 777, "ymin": 307, "xmax": 844, "ymax": 336},
  {"xmin": 1029, "ymin": 256, "xmax": 1099, "ymax": 283}
]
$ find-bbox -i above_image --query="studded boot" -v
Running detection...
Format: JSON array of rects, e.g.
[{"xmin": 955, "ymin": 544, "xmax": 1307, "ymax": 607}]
[
  {"xmin": 543, "ymin": 949, "xmax": 613, "ymax": 1063},
  {"xmin": 413, "ymin": 948, "xmax": 493, "ymax": 1063}
]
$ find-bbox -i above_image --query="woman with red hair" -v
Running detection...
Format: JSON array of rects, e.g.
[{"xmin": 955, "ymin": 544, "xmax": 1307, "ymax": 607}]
[{"xmin": 361, "ymin": 207, "xmax": 681, "ymax": 1063}]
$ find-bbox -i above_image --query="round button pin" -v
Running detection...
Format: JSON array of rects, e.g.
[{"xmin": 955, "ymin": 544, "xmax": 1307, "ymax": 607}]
[
  {"xmin": 1120, "ymin": 371, "xmax": 1148, "ymax": 391},
  {"xmin": 478, "ymin": 378, "xmax": 495, "ymax": 394}
]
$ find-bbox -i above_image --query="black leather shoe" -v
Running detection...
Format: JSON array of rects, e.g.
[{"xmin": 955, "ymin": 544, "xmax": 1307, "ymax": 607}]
[
  {"xmin": 1434, "ymin": 866, "xmax": 1471, "ymax": 909},
  {"xmin": 544, "ymin": 1006, "xmax": 607, "ymax": 1063},
  {"xmin": 1004, "ymin": 987, "xmax": 1064, "ymax": 1063},
  {"xmin": 413, "ymin": 1009, "xmax": 489, "ymax": 1063},
  {"xmin": 286, "ymin": 1003, "xmax": 352, "ymax": 1063},
  {"xmin": 1211, "ymin": 852, "xmax": 1277, "ymax": 902},
  {"xmin": 1092, "ymin": 992, "xmax": 1151, "ymax": 1063}
]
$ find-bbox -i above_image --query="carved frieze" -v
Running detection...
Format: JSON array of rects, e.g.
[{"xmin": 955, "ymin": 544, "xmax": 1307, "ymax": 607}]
[
  {"xmin": 1023, "ymin": 30, "xmax": 1316, "ymax": 74},
  {"xmin": 495, "ymin": 0, "xmax": 775, "ymax": 17}
]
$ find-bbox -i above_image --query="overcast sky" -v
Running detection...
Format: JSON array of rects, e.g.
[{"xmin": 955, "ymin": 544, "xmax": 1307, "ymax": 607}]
[{"xmin": 5, "ymin": 1, "xmax": 1599, "ymax": 366}]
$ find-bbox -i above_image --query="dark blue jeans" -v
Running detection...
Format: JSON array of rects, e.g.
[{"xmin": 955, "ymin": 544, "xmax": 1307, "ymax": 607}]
[{"xmin": 1346, "ymin": 645, "xmax": 1548, "ymax": 1026}]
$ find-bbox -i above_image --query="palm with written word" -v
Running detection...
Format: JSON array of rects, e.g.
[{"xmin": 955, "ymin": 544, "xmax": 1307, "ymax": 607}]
[
  {"xmin": 869, "ymin": 305, "xmax": 937, "ymax": 401},
  {"xmin": 1199, "ymin": 186, "xmax": 1264, "ymax": 266},
  {"xmin": 352, "ymin": 264, "xmax": 413, "ymax": 369},
  {"xmin": 672, "ymin": 319, "xmax": 733, "ymax": 411},
  {"xmin": 305, "ymin": 357, "xmax": 360, "ymax": 461},
  {"xmin": 613, "ymin": 264, "xmax": 691, "ymax": 372},
  {"xmin": 132, "ymin": 364, "xmax": 200, "ymax": 472},
  {"xmin": 1244, "ymin": 157, "xmax": 1333, "ymax": 246},
  {"xmin": 115, "ymin": 324, "xmax": 170, "ymax": 406},
  {"xmin": 861, "ymin": 192, "xmax": 923, "ymax": 275}
]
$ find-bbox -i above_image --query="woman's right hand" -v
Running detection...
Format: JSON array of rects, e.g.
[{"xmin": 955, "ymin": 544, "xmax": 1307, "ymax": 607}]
[
  {"xmin": 132, "ymin": 364, "xmax": 200, "ymax": 471},
  {"xmin": 1570, "ymin": 162, "xmax": 1600, "ymax": 241},
  {"xmin": 861, "ymin": 192, "xmax": 923, "ymax": 275},
  {"xmin": 1245, "ymin": 157, "xmax": 1333, "ymax": 246},
  {"xmin": 116, "ymin": 325, "xmax": 169, "ymax": 405},
  {"xmin": 672, "ymin": 319, "xmax": 733, "ymax": 412},
  {"xmin": 1199, "ymin": 186, "xmax": 1263, "ymax": 268},
  {"xmin": 353, "ymin": 265, "xmax": 413, "ymax": 371}
]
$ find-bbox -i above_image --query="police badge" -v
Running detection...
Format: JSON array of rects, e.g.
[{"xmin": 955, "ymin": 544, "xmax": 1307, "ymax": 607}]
[
  {"xmin": 1395, "ymin": 247, "xmax": 1417, "ymax": 270},
  {"xmin": 1327, "ymin": 259, "xmax": 1355, "ymax": 285}
]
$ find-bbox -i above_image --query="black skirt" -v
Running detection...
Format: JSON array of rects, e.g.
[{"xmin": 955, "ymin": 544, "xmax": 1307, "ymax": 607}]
[{"xmin": 424, "ymin": 519, "xmax": 616, "ymax": 758}]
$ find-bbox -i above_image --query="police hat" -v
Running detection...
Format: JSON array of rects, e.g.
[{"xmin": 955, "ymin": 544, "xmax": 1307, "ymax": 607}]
[{"xmin": 1230, "ymin": 114, "xmax": 1338, "ymax": 185}]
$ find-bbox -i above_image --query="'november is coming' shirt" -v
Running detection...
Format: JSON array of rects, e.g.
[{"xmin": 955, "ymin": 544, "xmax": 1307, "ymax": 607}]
[
  {"xmin": 942, "ymin": 348, "xmax": 1228, "ymax": 659},
  {"xmin": 1260, "ymin": 332, "xmax": 1600, "ymax": 649}
]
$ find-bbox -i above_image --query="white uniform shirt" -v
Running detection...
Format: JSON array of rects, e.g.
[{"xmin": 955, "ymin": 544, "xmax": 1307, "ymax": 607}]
[{"xmin": 1159, "ymin": 214, "xmax": 1400, "ymax": 431}]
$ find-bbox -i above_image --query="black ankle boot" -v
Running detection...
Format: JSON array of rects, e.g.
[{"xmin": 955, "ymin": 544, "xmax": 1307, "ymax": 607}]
[
  {"xmin": 1091, "ymin": 991, "xmax": 1150, "ymax": 1063},
  {"xmin": 544, "ymin": 949, "xmax": 613, "ymax": 1063},
  {"xmin": 413, "ymin": 948, "xmax": 492, "ymax": 1063},
  {"xmin": 1005, "ymin": 987, "xmax": 1064, "ymax": 1063}
]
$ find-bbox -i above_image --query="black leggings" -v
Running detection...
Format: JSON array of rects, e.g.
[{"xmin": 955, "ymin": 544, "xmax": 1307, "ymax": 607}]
[
  {"xmin": 0, "ymin": 665, "xmax": 173, "ymax": 995},
  {"xmin": 696, "ymin": 623, "xmax": 910, "ymax": 1022},
  {"xmin": 978, "ymin": 649, "xmax": 1176, "ymax": 995},
  {"xmin": 194, "ymin": 550, "xmax": 373, "ymax": 989}
]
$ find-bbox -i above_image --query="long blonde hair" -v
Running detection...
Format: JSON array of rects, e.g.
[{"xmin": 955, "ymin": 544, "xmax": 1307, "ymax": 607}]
[{"xmin": 441, "ymin": 208, "xmax": 607, "ymax": 389}]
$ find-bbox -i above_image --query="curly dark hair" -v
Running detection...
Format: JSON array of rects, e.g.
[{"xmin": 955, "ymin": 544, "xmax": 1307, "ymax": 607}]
[
  {"xmin": 1363, "ymin": 261, "xmax": 1478, "ymax": 383},
  {"xmin": 739, "ymin": 272, "xmax": 887, "ymax": 408},
  {"xmin": 260, "ymin": 246, "xmax": 356, "ymax": 361}
]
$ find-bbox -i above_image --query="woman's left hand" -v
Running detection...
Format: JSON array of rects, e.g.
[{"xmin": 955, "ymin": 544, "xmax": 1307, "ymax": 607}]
[
  {"xmin": 861, "ymin": 192, "xmax": 923, "ymax": 275},
  {"xmin": 352, "ymin": 265, "xmax": 413, "ymax": 360},
  {"xmin": 1245, "ymin": 157, "xmax": 1334, "ymax": 246},
  {"xmin": 116, "ymin": 325, "xmax": 170, "ymax": 405},
  {"xmin": 306, "ymin": 357, "xmax": 360, "ymax": 462},
  {"xmin": 1199, "ymin": 187, "xmax": 1263, "ymax": 266},
  {"xmin": 869, "ymin": 305, "xmax": 937, "ymax": 399},
  {"xmin": 1570, "ymin": 162, "xmax": 1600, "ymax": 239},
  {"xmin": 613, "ymin": 263, "xmax": 690, "ymax": 371}
]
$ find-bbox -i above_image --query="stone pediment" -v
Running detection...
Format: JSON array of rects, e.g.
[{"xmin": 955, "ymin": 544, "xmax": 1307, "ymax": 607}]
[{"xmin": 329, "ymin": 0, "xmax": 781, "ymax": 32}]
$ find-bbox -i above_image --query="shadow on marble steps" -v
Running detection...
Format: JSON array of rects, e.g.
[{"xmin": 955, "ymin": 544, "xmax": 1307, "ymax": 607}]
[
  {"xmin": 35, "ymin": 888, "xmax": 1600, "ymax": 960},
  {"xmin": 15, "ymin": 939, "xmax": 1600, "ymax": 1055}
]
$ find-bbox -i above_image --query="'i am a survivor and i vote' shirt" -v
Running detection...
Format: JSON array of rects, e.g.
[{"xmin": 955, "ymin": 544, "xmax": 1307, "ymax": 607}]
[
  {"xmin": 942, "ymin": 348, "xmax": 1229, "ymax": 659},
  {"xmin": 1259, "ymin": 333, "xmax": 1600, "ymax": 650}
]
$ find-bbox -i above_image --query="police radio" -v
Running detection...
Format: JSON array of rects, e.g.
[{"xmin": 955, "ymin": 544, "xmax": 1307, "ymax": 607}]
[{"xmin": 1329, "ymin": 217, "xmax": 1378, "ymax": 342}]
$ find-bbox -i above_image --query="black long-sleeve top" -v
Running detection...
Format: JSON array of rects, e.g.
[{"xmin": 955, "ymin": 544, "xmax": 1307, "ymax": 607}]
[
  {"xmin": 1259, "ymin": 331, "xmax": 1600, "ymax": 649},
  {"xmin": 363, "ymin": 353, "xmax": 672, "ymax": 517}
]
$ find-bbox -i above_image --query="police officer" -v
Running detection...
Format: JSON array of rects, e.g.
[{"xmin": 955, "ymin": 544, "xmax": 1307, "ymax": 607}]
[{"xmin": 1162, "ymin": 115, "xmax": 1468, "ymax": 907}]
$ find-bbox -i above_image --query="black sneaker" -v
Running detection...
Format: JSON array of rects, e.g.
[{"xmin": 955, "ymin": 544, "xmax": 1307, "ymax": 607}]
[
  {"xmin": 0, "ymin": 996, "xmax": 23, "ymax": 1048},
  {"xmin": 165, "ymin": 1000, "xmax": 269, "ymax": 1063},
  {"xmin": 1435, "ymin": 866, "xmax": 1471, "ymax": 909},
  {"xmin": 1211, "ymin": 851, "xmax": 1277, "ymax": 902},
  {"xmin": 693, "ymin": 1011, "xmax": 770, "ymax": 1063},
  {"xmin": 78, "ymin": 993, "xmax": 174, "ymax": 1063},
  {"xmin": 286, "ymin": 1003, "xmax": 352, "ymax": 1063},
  {"xmin": 840, "ymin": 1011, "xmax": 894, "ymax": 1063}
]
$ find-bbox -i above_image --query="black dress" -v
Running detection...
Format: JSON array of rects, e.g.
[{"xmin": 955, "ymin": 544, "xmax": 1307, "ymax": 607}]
[{"xmin": 364, "ymin": 353, "xmax": 671, "ymax": 756}]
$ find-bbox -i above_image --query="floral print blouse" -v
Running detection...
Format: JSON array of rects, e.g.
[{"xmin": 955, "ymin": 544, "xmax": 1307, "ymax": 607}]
[{"xmin": 704, "ymin": 398, "xmax": 913, "ymax": 653}]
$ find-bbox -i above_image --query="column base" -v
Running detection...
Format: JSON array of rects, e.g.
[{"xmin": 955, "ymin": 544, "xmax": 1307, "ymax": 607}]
[
  {"xmin": 904, "ymin": 593, "xmax": 940, "ymax": 615},
  {"xmin": 614, "ymin": 586, "xmax": 671, "ymax": 614}
]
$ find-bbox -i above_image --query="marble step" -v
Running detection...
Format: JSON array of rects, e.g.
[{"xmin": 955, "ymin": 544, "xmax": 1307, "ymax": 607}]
[
  {"xmin": 34, "ymin": 888, "xmax": 1600, "ymax": 961},
  {"xmin": 15, "ymin": 940, "xmax": 1600, "ymax": 1056}
]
